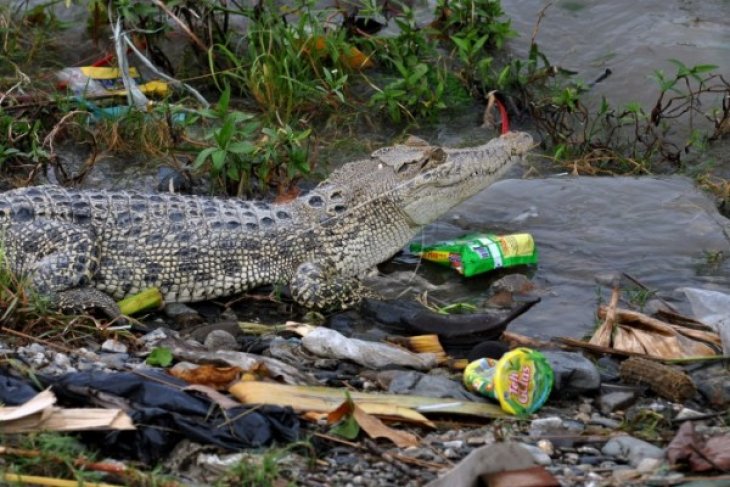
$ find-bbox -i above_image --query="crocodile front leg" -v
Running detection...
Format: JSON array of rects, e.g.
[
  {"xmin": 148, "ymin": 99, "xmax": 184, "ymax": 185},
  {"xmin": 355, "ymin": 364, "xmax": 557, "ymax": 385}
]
[
  {"xmin": 2, "ymin": 219, "xmax": 121, "ymax": 318},
  {"xmin": 290, "ymin": 261, "xmax": 377, "ymax": 310}
]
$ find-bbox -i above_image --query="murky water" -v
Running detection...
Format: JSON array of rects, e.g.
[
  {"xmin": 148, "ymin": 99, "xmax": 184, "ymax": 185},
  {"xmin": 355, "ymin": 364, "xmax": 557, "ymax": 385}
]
[
  {"xmin": 388, "ymin": 0, "xmax": 730, "ymax": 339},
  {"xmin": 391, "ymin": 176, "xmax": 730, "ymax": 338}
]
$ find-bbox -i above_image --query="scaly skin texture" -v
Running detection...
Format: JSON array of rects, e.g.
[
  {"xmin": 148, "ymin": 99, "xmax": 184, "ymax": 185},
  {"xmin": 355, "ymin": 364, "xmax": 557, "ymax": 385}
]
[{"xmin": 0, "ymin": 132, "xmax": 533, "ymax": 312}]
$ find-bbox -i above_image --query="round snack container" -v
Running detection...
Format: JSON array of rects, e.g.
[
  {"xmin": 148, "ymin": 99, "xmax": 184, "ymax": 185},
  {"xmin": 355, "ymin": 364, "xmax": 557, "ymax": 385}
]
[{"xmin": 463, "ymin": 347, "xmax": 554, "ymax": 415}]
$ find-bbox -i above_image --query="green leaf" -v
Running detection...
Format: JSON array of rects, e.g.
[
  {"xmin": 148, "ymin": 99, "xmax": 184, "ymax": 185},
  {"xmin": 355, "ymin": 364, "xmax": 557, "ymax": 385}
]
[
  {"xmin": 217, "ymin": 84, "xmax": 231, "ymax": 114},
  {"xmin": 228, "ymin": 141, "xmax": 256, "ymax": 155},
  {"xmin": 193, "ymin": 147, "xmax": 217, "ymax": 168},
  {"xmin": 330, "ymin": 413, "xmax": 359, "ymax": 439},
  {"xmin": 211, "ymin": 149, "xmax": 227, "ymax": 170},
  {"xmin": 146, "ymin": 347, "xmax": 173, "ymax": 367}
]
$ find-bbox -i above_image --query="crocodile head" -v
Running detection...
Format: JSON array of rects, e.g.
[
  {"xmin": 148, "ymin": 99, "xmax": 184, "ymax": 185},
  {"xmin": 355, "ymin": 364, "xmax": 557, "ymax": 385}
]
[
  {"xmin": 377, "ymin": 131, "xmax": 534, "ymax": 226},
  {"xmin": 307, "ymin": 131, "xmax": 532, "ymax": 232}
]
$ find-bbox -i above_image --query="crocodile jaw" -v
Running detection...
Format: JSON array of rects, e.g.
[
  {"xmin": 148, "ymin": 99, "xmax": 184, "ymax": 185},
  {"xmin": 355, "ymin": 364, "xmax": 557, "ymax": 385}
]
[{"xmin": 401, "ymin": 131, "xmax": 533, "ymax": 226}]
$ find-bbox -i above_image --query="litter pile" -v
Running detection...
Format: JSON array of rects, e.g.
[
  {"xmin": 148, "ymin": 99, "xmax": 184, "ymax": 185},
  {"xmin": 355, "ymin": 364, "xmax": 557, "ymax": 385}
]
[{"xmin": 2, "ymin": 253, "xmax": 730, "ymax": 486}]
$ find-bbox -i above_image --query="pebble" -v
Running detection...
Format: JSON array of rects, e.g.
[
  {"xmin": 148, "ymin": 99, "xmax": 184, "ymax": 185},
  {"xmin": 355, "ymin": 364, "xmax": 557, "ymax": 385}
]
[
  {"xmin": 101, "ymin": 339, "xmax": 128, "ymax": 354},
  {"xmin": 636, "ymin": 457, "xmax": 662, "ymax": 473},
  {"xmin": 537, "ymin": 439, "xmax": 554, "ymax": 456},
  {"xmin": 602, "ymin": 436, "xmax": 665, "ymax": 467},
  {"xmin": 542, "ymin": 351, "xmax": 601, "ymax": 392},
  {"xmin": 519, "ymin": 443, "xmax": 552, "ymax": 465},
  {"xmin": 589, "ymin": 413, "xmax": 621, "ymax": 429},
  {"xmin": 645, "ymin": 473, "xmax": 685, "ymax": 485},
  {"xmin": 441, "ymin": 440, "xmax": 463, "ymax": 449},
  {"xmin": 204, "ymin": 330, "xmax": 238, "ymax": 351},
  {"xmin": 529, "ymin": 416, "xmax": 564, "ymax": 436},
  {"xmin": 599, "ymin": 390, "xmax": 637, "ymax": 414},
  {"xmin": 675, "ymin": 407, "xmax": 707, "ymax": 420}
]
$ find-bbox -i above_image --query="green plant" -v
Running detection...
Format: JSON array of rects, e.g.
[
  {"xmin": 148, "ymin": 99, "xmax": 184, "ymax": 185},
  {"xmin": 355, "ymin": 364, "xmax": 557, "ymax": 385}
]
[{"xmin": 193, "ymin": 85, "xmax": 313, "ymax": 197}]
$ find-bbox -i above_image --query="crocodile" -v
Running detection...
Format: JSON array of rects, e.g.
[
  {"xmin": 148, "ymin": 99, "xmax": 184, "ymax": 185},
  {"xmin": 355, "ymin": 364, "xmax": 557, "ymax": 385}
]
[{"xmin": 0, "ymin": 131, "xmax": 533, "ymax": 316}]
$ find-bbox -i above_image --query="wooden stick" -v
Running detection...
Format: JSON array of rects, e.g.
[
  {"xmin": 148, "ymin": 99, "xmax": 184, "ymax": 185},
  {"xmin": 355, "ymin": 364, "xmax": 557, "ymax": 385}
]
[{"xmin": 1, "ymin": 473, "xmax": 124, "ymax": 487}]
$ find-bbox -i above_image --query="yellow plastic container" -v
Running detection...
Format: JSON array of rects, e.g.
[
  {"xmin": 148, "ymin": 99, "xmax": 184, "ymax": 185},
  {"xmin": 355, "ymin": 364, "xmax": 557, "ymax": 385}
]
[{"xmin": 463, "ymin": 347, "xmax": 554, "ymax": 416}]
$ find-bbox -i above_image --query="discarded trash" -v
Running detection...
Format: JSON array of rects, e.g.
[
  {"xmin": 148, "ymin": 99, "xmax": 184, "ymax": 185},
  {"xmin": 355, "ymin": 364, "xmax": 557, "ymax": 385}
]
[
  {"xmin": 300, "ymin": 326, "xmax": 438, "ymax": 370},
  {"xmin": 584, "ymin": 286, "xmax": 721, "ymax": 359},
  {"xmin": 463, "ymin": 348, "xmax": 554, "ymax": 415},
  {"xmin": 619, "ymin": 357, "xmax": 696, "ymax": 403},
  {"xmin": 56, "ymin": 66, "xmax": 170, "ymax": 98},
  {"xmin": 681, "ymin": 287, "xmax": 730, "ymax": 354},
  {"xmin": 117, "ymin": 287, "xmax": 164, "ymax": 316},
  {"xmin": 426, "ymin": 443, "xmax": 539, "ymax": 487},
  {"xmin": 0, "ymin": 389, "xmax": 134, "ymax": 434},
  {"xmin": 39, "ymin": 370, "xmax": 300, "ymax": 462},
  {"xmin": 410, "ymin": 233, "xmax": 538, "ymax": 277},
  {"xmin": 229, "ymin": 381, "xmax": 507, "ymax": 420}
]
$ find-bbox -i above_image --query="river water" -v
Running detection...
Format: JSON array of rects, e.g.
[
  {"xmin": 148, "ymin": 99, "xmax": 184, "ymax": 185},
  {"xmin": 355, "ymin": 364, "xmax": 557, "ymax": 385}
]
[{"xmin": 395, "ymin": 0, "xmax": 730, "ymax": 338}]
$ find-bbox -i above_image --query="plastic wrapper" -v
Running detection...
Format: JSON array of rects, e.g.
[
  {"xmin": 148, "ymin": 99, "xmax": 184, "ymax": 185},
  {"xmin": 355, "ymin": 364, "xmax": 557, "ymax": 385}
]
[
  {"xmin": 301, "ymin": 327, "xmax": 438, "ymax": 370},
  {"xmin": 410, "ymin": 233, "xmax": 538, "ymax": 277},
  {"xmin": 463, "ymin": 347, "xmax": 554, "ymax": 415}
]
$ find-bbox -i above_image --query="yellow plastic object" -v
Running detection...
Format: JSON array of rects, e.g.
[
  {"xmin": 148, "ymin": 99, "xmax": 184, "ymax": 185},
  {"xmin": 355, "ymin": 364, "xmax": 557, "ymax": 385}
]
[
  {"xmin": 79, "ymin": 66, "xmax": 140, "ymax": 79},
  {"xmin": 463, "ymin": 347, "xmax": 554, "ymax": 416}
]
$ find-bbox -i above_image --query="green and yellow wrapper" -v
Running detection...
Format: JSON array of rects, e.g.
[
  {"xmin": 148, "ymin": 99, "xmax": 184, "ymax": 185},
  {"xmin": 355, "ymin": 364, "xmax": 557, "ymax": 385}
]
[{"xmin": 410, "ymin": 233, "xmax": 538, "ymax": 277}]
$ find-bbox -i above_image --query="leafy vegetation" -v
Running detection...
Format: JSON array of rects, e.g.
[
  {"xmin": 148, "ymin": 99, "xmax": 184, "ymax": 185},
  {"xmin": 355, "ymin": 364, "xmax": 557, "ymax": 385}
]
[{"xmin": 0, "ymin": 0, "xmax": 727, "ymax": 201}]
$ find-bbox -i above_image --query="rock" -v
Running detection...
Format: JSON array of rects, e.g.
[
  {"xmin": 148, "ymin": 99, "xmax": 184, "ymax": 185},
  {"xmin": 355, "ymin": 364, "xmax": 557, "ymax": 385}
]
[
  {"xmin": 636, "ymin": 457, "xmax": 662, "ymax": 473},
  {"xmin": 537, "ymin": 439, "xmax": 554, "ymax": 456},
  {"xmin": 596, "ymin": 357, "xmax": 621, "ymax": 382},
  {"xmin": 541, "ymin": 351, "xmax": 601, "ymax": 393},
  {"xmin": 204, "ymin": 330, "xmax": 238, "ymax": 351},
  {"xmin": 387, "ymin": 371, "xmax": 485, "ymax": 402},
  {"xmin": 529, "ymin": 416, "xmax": 564, "ymax": 436},
  {"xmin": 101, "ymin": 339, "xmax": 128, "ymax": 354},
  {"xmin": 691, "ymin": 364, "xmax": 730, "ymax": 408},
  {"xmin": 674, "ymin": 407, "xmax": 707, "ymax": 420},
  {"xmin": 157, "ymin": 166, "xmax": 191, "ymax": 193},
  {"xmin": 518, "ymin": 443, "xmax": 552, "ymax": 465},
  {"xmin": 644, "ymin": 472, "xmax": 684, "ymax": 485},
  {"xmin": 602, "ymin": 436, "xmax": 665, "ymax": 467},
  {"xmin": 599, "ymin": 390, "xmax": 637, "ymax": 414},
  {"xmin": 441, "ymin": 440, "xmax": 464, "ymax": 449},
  {"xmin": 164, "ymin": 302, "xmax": 204, "ymax": 328},
  {"xmin": 589, "ymin": 414, "xmax": 621, "ymax": 429},
  {"xmin": 99, "ymin": 353, "xmax": 130, "ymax": 370}
]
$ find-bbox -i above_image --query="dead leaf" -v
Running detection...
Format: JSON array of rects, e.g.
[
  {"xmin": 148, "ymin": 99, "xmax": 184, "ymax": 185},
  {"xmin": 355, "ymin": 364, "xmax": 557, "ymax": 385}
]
[
  {"xmin": 327, "ymin": 394, "xmax": 419, "ymax": 448},
  {"xmin": 667, "ymin": 421, "xmax": 730, "ymax": 472},
  {"xmin": 352, "ymin": 405, "xmax": 419, "ymax": 448},
  {"xmin": 170, "ymin": 362, "xmax": 243, "ymax": 390}
]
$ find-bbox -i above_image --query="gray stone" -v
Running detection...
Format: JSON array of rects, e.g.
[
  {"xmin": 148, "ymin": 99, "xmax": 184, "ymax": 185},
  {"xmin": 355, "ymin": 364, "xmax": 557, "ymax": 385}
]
[
  {"xmin": 387, "ymin": 371, "xmax": 485, "ymax": 402},
  {"xmin": 596, "ymin": 357, "xmax": 621, "ymax": 382},
  {"xmin": 529, "ymin": 416, "xmax": 564, "ymax": 436},
  {"xmin": 599, "ymin": 391, "xmax": 637, "ymax": 414},
  {"xmin": 541, "ymin": 351, "xmax": 601, "ymax": 393},
  {"xmin": 636, "ymin": 457, "xmax": 662, "ymax": 473},
  {"xmin": 602, "ymin": 436, "xmax": 664, "ymax": 467},
  {"xmin": 101, "ymin": 339, "xmax": 128, "ymax": 354},
  {"xmin": 589, "ymin": 414, "xmax": 621, "ymax": 429},
  {"xmin": 99, "ymin": 353, "xmax": 130, "ymax": 370},
  {"xmin": 204, "ymin": 330, "xmax": 238, "ymax": 351},
  {"xmin": 519, "ymin": 443, "xmax": 552, "ymax": 465}
]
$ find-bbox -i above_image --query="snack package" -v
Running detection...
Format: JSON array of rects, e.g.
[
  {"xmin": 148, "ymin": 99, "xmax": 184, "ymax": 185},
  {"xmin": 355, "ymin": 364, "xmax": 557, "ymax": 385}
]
[
  {"xmin": 463, "ymin": 347, "xmax": 554, "ymax": 415},
  {"xmin": 410, "ymin": 233, "xmax": 538, "ymax": 277}
]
